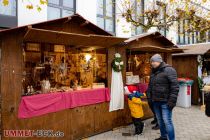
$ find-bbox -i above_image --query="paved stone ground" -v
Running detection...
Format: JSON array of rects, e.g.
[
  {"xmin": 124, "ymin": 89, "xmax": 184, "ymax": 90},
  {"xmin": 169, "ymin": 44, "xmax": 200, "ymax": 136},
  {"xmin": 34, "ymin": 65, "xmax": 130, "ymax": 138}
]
[{"xmin": 88, "ymin": 106, "xmax": 210, "ymax": 140}]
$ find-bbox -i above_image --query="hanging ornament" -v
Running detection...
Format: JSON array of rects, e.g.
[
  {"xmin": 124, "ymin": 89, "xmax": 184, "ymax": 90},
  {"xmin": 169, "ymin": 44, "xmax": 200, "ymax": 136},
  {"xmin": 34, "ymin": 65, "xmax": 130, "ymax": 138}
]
[{"xmin": 112, "ymin": 53, "xmax": 124, "ymax": 72}]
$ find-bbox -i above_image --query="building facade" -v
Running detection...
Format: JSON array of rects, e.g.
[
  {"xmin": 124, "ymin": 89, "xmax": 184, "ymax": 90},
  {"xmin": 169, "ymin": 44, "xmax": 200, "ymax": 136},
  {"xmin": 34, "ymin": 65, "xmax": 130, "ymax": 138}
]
[{"xmin": 0, "ymin": 0, "xmax": 209, "ymax": 44}]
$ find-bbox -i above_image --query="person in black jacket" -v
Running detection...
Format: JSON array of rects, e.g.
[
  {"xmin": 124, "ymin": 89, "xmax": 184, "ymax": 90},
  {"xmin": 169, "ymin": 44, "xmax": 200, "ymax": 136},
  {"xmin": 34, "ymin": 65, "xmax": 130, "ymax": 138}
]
[{"xmin": 147, "ymin": 54, "xmax": 179, "ymax": 140}]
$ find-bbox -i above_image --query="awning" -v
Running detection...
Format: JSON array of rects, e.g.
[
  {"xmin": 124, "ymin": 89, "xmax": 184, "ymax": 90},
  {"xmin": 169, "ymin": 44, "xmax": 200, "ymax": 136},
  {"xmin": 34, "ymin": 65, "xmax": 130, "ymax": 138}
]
[
  {"xmin": 124, "ymin": 32, "xmax": 178, "ymax": 48},
  {"xmin": 128, "ymin": 45, "xmax": 183, "ymax": 53},
  {"xmin": 23, "ymin": 28, "xmax": 127, "ymax": 47},
  {"xmin": 173, "ymin": 43, "xmax": 210, "ymax": 56}
]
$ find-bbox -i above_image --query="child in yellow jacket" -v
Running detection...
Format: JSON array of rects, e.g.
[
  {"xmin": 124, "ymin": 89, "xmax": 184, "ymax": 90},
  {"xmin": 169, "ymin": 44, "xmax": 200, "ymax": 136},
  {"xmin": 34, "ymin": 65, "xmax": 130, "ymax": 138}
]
[{"xmin": 127, "ymin": 90, "xmax": 147, "ymax": 135}]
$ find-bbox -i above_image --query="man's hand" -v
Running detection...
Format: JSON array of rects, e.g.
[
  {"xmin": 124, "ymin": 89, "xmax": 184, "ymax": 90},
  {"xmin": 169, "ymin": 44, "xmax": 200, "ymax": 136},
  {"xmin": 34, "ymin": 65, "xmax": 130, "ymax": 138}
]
[{"xmin": 167, "ymin": 102, "xmax": 175, "ymax": 110}]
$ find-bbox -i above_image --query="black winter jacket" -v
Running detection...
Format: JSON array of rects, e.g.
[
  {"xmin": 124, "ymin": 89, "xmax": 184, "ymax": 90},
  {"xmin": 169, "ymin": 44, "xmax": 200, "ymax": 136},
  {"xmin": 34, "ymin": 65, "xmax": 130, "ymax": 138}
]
[{"xmin": 147, "ymin": 62, "xmax": 179, "ymax": 109}]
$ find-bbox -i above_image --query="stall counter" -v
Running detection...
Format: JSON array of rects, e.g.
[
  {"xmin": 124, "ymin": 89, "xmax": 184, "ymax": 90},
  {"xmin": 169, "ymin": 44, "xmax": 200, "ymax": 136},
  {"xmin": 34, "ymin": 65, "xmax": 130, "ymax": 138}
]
[{"xmin": 18, "ymin": 88, "xmax": 110, "ymax": 118}]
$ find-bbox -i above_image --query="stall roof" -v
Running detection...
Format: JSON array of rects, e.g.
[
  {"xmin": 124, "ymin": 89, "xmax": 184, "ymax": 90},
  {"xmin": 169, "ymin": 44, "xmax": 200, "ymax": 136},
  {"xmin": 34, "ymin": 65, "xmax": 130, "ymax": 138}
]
[
  {"xmin": 124, "ymin": 31, "xmax": 177, "ymax": 48},
  {"xmin": 173, "ymin": 43, "xmax": 210, "ymax": 56},
  {"xmin": 128, "ymin": 45, "xmax": 183, "ymax": 53},
  {"xmin": 24, "ymin": 28, "xmax": 126, "ymax": 47},
  {"xmin": 0, "ymin": 14, "xmax": 112, "ymax": 36}
]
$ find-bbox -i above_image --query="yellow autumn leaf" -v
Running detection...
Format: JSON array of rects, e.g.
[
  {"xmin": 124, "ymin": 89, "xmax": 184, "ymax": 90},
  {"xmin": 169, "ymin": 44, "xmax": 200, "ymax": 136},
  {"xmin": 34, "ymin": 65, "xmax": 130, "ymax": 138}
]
[
  {"xmin": 202, "ymin": 0, "xmax": 207, "ymax": 3},
  {"xmin": 40, "ymin": 0, "xmax": 48, "ymax": 5},
  {"xmin": 37, "ymin": 6, "xmax": 42, "ymax": 12},
  {"xmin": 2, "ymin": 0, "xmax": 9, "ymax": 6},
  {"xmin": 26, "ymin": 4, "xmax": 33, "ymax": 9}
]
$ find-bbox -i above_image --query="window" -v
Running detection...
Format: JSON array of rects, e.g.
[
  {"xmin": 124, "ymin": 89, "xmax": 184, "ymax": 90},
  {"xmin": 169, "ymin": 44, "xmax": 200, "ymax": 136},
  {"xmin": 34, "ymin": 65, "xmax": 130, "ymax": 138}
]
[
  {"xmin": 177, "ymin": 20, "xmax": 185, "ymax": 45},
  {"xmin": 48, "ymin": 0, "xmax": 75, "ymax": 20},
  {"xmin": 157, "ymin": 1, "xmax": 167, "ymax": 37},
  {"xmin": 195, "ymin": 32, "xmax": 199, "ymax": 43},
  {"xmin": 177, "ymin": 18, "xmax": 209, "ymax": 44},
  {"xmin": 63, "ymin": 0, "xmax": 74, "ymax": 8},
  {"xmin": 48, "ymin": 0, "xmax": 59, "ymax": 5},
  {"xmin": 199, "ymin": 31, "xmax": 207, "ymax": 43},
  {"xmin": 0, "ymin": 0, "xmax": 17, "ymax": 28},
  {"xmin": 97, "ymin": 0, "xmax": 115, "ymax": 34},
  {"xmin": 190, "ymin": 32, "xmax": 194, "ymax": 44},
  {"xmin": 177, "ymin": 19, "xmax": 193, "ymax": 45},
  {"xmin": 0, "ymin": 0, "xmax": 16, "ymax": 16},
  {"xmin": 48, "ymin": 7, "xmax": 60, "ymax": 20},
  {"xmin": 62, "ymin": 10, "xmax": 74, "ymax": 17},
  {"xmin": 131, "ymin": 0, "xmax": 144, "ymax": 36},
  {"xmin": 184, "ymin": 19, "xmax": 190, "ymax": 44}
]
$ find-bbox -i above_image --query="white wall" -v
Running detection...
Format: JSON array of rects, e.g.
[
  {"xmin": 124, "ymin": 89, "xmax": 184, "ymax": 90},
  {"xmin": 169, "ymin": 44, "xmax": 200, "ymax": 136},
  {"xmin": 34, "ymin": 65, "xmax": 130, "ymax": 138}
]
[
  {"xmin": 18, "ymin": 0, "xmax": 47, "ymax": 26},
  {"xmin": 76, "ymin": 0, "xmax": 97, "ymax": 24}
]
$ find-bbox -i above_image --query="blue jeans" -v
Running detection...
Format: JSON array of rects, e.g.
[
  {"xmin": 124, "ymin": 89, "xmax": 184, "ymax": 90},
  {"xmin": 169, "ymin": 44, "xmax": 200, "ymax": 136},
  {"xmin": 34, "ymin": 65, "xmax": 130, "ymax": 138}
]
[{"xmin": 153, "ymin": 101, "xmax": 175, "ymax": 140}]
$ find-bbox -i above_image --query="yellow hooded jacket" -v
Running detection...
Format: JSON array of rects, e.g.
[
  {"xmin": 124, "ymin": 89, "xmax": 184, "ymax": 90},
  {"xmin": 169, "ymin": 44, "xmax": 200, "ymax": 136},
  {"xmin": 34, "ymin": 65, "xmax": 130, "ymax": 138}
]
[{"xmin": 128, "ymin": 97, "xmax": 147, "ymax": 118}]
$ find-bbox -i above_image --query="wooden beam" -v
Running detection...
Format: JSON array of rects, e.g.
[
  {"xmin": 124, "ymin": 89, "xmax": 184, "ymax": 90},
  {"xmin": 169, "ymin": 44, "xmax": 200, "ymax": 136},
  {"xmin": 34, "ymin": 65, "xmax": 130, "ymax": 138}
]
[
  {"xmin": 80, "ymin": 21, "xmax": 90, "ymax": 27},
  {"xmin": 64, "ymin": 16, "xmax": 72, "ymax": 23}
]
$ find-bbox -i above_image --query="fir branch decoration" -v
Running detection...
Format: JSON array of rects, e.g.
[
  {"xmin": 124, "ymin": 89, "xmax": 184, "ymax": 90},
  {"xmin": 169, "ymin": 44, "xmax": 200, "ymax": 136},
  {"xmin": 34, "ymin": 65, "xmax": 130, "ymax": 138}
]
[{"xmin": 112, "ymin": 53, "xmax": 124, "ymax": 72}]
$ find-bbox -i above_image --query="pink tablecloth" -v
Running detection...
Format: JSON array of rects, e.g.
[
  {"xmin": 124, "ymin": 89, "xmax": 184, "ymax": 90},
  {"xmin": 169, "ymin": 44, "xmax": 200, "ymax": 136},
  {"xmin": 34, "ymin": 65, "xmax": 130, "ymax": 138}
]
[{"xmin": 18, "ymin": 88, "xmax": 110, "ymax": 119}]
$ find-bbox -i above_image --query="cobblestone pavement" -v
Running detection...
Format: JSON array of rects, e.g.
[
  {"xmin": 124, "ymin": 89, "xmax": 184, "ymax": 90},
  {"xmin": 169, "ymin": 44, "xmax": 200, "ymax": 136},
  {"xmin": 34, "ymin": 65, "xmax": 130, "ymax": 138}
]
[{"xmin": 88, "ymin": 106, "xmax": 210, "ymax": 140}]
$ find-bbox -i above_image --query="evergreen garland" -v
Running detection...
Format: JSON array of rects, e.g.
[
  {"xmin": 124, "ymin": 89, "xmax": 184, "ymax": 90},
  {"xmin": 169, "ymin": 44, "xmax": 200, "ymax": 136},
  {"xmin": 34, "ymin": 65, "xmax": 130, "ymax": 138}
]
[{"xmin": 112, "ymin": 53, "xmax": 124, "ymax": 72}]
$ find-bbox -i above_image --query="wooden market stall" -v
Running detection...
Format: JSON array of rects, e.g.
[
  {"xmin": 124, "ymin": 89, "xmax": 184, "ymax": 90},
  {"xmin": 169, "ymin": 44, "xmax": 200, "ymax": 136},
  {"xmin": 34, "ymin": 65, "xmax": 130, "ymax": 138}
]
[
  {"xmin": 113, "ymin": 32, "xmax": 183, "ymax": 119},
  {"xmin": 172, "ymin": 43, "xmax": 210, "ymax": 105},
  {"xmin": 0, "ymin": 14, "xmax": 138, "ymax": 140},
  {"xmin": 122, "ymin": 32, "xmax": 182, "ymax": 81}
]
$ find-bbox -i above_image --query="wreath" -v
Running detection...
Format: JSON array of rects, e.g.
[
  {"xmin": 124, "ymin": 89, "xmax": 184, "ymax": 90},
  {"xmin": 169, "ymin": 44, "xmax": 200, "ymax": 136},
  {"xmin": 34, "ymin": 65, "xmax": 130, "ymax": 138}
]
[{"xmin": 112, "ymin": 53, "xmax": 124, "ymax": 72}]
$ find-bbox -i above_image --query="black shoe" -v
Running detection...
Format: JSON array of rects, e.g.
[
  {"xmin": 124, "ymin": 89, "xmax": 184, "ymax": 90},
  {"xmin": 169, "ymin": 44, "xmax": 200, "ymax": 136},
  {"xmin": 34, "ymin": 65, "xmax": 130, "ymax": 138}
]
[
  {"xmin": 135, "ymin": 131, "xmax": 142, "ymax": 135},
  {"xmin": 135, "ymin": 130, "xmax": 141, "ymax": 135},
  {"xmin": 135, "ymin": 123, "xmax": 145, "ymax": 135},
  {"xmin": 154, "ymin": 137, "xmax": 167, "ymax": 140},
  {"xmin": 152, "ymin": 124, "xmax": 160, "ymax": 130},
  {"xmin": 151, "ymin": 119, "xmax": 157, "ymax": 124}
]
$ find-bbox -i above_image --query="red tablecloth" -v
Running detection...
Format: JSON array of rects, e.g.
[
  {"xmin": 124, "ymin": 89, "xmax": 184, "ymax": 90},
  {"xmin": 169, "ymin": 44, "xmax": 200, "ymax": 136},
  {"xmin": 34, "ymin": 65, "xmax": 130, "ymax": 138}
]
[
  {"xmin": 18, "ymin": 88, "xmax": 110, "ymax": 119},
  {"xmin": 126, "ymin": 83, "xmax": 148, "ymax": 93},
  {"xmin": 137, "ymin": 83, "xmax": 148, "ymax": 93}
]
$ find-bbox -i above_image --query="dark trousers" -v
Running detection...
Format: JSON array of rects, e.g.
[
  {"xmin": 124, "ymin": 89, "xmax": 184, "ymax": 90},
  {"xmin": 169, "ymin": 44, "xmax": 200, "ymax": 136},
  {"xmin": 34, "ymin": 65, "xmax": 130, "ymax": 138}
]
[
  {"xmin": 148, "ymin": 99, "xmax": 157, "ymax": 122},
  {"xmin": 132, "ymin": 117, "xmax": 143, "ymax": 134}
]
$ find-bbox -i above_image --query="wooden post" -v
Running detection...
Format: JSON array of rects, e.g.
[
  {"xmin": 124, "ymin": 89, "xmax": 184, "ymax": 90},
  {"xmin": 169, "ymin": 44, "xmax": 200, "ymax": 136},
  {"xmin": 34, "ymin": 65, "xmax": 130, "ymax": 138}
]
[
  {"xmin": 107, "ymin": 46, "xmax": 115, "ymax": 89},
  {"xmin": 166, "ymin": 53, "xmax": 172, "ymax": 65}
]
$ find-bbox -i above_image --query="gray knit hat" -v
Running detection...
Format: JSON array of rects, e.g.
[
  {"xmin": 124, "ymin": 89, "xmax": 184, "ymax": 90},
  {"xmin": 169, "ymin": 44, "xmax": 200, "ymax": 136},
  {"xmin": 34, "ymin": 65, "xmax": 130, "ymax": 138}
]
[{"xmin": 150, "ymin": 54, "xmax": 163, "ymax": 62}]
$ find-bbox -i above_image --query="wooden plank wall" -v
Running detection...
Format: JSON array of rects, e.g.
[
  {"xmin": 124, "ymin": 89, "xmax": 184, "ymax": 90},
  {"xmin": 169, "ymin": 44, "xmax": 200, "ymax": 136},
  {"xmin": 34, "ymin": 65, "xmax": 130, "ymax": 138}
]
[
  {"xmin": 172, "ymin": 56, "xmax": 199, "ymax": 104},
  {"xmin": 128, "ymin": 36, "xmax": 165, "ymax": 48},
  {"xmin": 166, "ymin": 53, "xmax": 172, "ymax": 65},
  {"xmin": 33, "ymin": 21, "xmax": 97, "ymax": 35}
]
